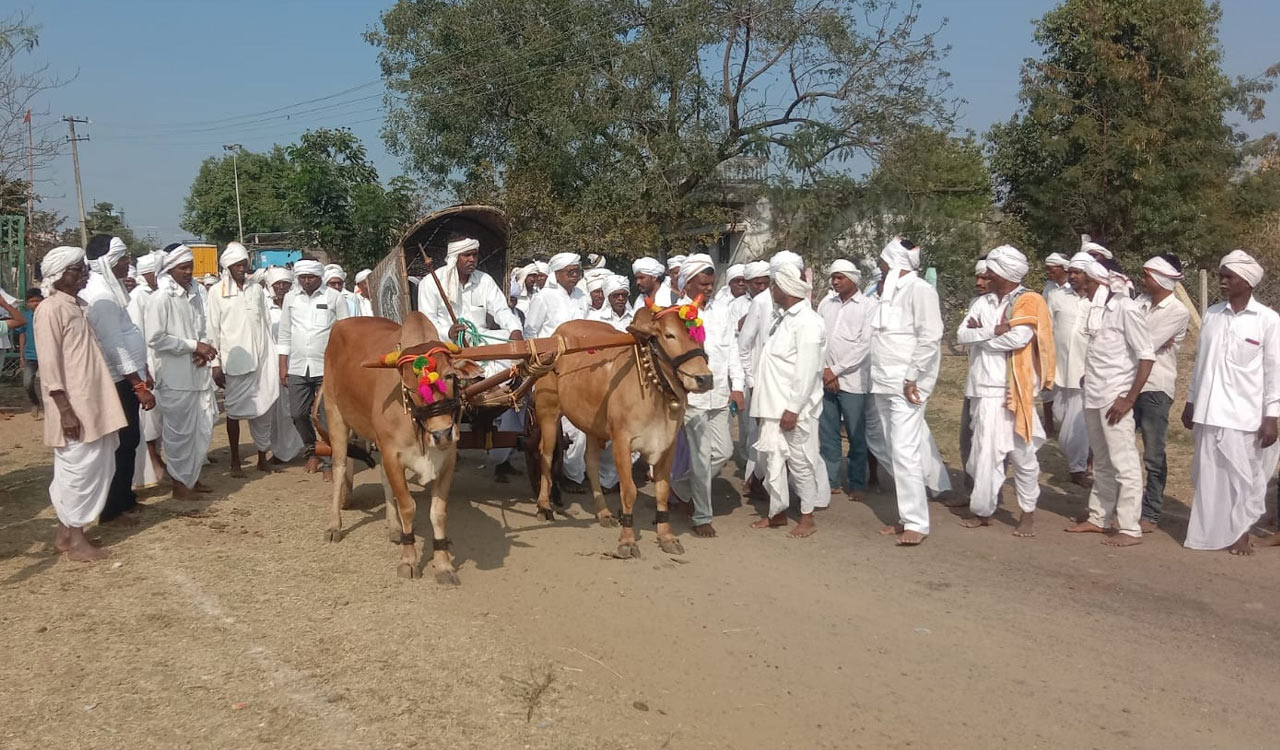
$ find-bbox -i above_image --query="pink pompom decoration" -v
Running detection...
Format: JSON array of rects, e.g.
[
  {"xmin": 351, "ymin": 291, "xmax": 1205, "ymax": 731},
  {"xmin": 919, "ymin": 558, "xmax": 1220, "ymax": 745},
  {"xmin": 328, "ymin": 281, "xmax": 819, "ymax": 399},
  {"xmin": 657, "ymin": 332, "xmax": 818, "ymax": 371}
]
[
  {"xmin": 418, "ymin": 383, "xmax": 435, "ymax": 403},
  {"xmin": 690, "ymin": 327, "xmax": 706, "ymax": 344},
  {"xmin": 433, "ymin": 379, "xmax": 448, "ymax": 395}
]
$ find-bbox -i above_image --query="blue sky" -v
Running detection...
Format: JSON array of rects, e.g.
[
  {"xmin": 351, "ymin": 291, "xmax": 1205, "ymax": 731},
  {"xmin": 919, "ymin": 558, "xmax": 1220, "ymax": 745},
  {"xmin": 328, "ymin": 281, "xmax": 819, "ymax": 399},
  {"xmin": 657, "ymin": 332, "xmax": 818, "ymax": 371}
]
[{"xmin": 21, "ymin": 0, "xmax": 1280, "ymax": 244}]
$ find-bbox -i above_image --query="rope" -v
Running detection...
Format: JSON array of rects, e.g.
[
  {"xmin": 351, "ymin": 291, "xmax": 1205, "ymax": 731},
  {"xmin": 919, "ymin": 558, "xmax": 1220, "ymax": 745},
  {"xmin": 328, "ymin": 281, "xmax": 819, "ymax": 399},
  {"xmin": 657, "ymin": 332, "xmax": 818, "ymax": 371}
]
[{"xmin": 454, "ymin": 317, "xmax": 511, "ymax": 348}]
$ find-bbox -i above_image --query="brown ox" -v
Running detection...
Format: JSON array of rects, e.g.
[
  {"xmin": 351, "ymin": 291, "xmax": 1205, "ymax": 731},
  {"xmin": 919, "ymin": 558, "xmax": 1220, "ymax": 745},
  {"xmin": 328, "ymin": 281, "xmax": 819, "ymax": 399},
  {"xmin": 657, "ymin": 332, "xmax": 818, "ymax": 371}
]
[
  {"xmin": 321, "ymin": 312, "xmax": 480, "ymax": 583},
  {"xmin": 532, "ymin": 307, "xmax": 713, "ymax": 558}
]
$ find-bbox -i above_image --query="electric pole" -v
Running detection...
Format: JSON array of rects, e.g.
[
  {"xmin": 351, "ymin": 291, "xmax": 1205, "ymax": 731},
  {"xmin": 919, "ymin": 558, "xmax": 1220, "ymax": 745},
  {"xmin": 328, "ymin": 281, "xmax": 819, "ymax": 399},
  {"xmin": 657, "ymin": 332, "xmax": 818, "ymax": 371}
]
[
  {"xmin": 223, "ymin": 144, "xmax": 244, "ymax": 243},
  {"xmin": 64, "ymin": 116, "xmax": 90, "ymax": 248}
]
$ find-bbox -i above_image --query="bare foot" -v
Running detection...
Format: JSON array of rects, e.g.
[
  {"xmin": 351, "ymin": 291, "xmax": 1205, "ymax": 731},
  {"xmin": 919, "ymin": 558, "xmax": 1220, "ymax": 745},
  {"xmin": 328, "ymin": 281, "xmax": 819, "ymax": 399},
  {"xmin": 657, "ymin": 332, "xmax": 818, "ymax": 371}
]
[
  {"xmin": 1139, "ymin": 518, "xmax": 1158, "ymax": 534},
  {"xmin": 64, "ymin": 528, "xmax": 108, "ymax": 562},
  {"xmin": 750, "ymin": 513, "xmax": 787, "ymax": 529},
  {"xmin": 896, "ymin": 530, "xmax": 927, "ymax": 546},
  {"xmin": 99, "ymin": 513, "xmax": 139, "ymax": 528},
  {"xmin": 304, "ymin": 456, "xmax": 321, "ymax": 474},
  {"xmin": 693, "ymin": 523, "xmax": 717, "ymax": 537},
  {"xmin": 269, "ymin": 456, "xmax": 287, "ymax": 465},
  {"xmin": 322, "ymin": 469, "xmax": 333, "ymax": 483},
  {"xmin": 193, "ymin": 482, "xmax": 212, "ymax": 493},
  {"xmin": 1228, "ymin": 533, "xmax": 1254, "ymax": 556},
  {"xmin": 1256, "ymin": 533, "xmax": 1280, "ymax": 547},
  {"xmin": 960, "ymin": 515, "xmax": 990, "ymax": 529},
  {"xmin": 788, "ymin": 513, "xmax": 817, "ymax": 538},
  {"xmin": 878, "ymin": 523, "xmax": 905, "ymax": 536},
  {"xmin": 256, "ymin": 461, "xmax": 277, "ymax": 473},
  {"xmin": 54, "ymin": 523, "xmax": 71, "ymax": 552},
  {"xmin": 943, "ymin": 494, "xmax": 970, "ymax": 509},
  {"xmin": 1103, "ymin": 534, "xmax": 1143, "ymax": 548},
  {"xmin": 229, "ymin": 466, "xmax": 246, "ymax": 478},
  {"xmin": 1070, "ymin": 472, "xmax": 1093, "ymax": 489},
  {"xmin": 172, "ymin": 482, "xmax": 195, "ymax": 500},
  {"xmin": 847, "ymin": 489, "xmax": 866, "ymax": 502},
  {"xmin": 1065, "ymin": 521, "xmax": 1105, "ymax": 534},
  {"xmin": 1013, "ymin": 511, "xmax": 1036, "ymax": 538}
]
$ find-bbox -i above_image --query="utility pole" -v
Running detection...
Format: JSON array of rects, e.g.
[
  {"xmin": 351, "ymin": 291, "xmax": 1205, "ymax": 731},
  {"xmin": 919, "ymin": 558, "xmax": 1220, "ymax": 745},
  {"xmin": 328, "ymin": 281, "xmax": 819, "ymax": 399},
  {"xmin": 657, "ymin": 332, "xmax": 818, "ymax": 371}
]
[
  {"xmin": 63, "ymin": 116, "xmax": 91, "ymax": 248},
  {"xmin": 223, "ymin": 144, "xmax": 244, "ymax": 243}
]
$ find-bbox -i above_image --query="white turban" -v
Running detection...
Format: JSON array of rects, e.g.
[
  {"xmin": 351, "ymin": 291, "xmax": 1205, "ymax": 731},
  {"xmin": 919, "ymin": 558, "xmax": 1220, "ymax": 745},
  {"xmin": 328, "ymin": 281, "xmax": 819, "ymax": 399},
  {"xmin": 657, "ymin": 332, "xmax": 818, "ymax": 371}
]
[
  {"xmin": 666, "ymin": 255, "xmax": 686, "ymax": 272},
  {"xmin": 294, "ymin": 259, "xmax": 324, "ymax": 278},
  {"xmin": 266, "ymin": 266, "xmax": 293, "ymax": 287},
  {"xmin": 533, "ymin": 261, "xmax": 549, "ymax": 275},
  {"xmin": 985, "ymin": 245, "xmax": 1029, "ymax": 283},
  {"xmin": 827, "ymin": 259, "xmax": 861, "ymax": 285},
  {"xmin": 157, "ymin": 244, "xmax": 196, "ymax": 296},
  {"xmin": 584, "ymin": 267, "xmax": 612, "ymax": 286},
  {"xmin": 1068, "ymin": 251, "xmax": 1108, "ymax": 283},
  {"xmin": 604, "ymin": 274, "xmax": 630, "ymax": 297},
  {"xmin": 546, "ymin": 252, "xmax": 581, "ymax": 289},
  {"xmin": 1082, "ymin": 239, "xmax": 1112, "ymax": 260},
  {"xmin": 323, "ymin": 264, "xmax": 346, "ymax": 284},
  {"xmin": 435, "ymin": 238, "xmax": 480, "ymax": 305},
  {"xmin": 90, "ymin": 236, "xmax": 131, "ymax": 306},
  {"xmin": 879, "ymin": 237, "xmax": 918, "ymax": 306},
  {"xmin": 220, "ymin": 242, "xmax": 249, "ymax": 269},
  {"xmin": 1068, "ymin": 251, "xmax": 1112, "ymax": 333},
  {"xmin": 105, "ymin": 237, "xmax": 128, "ymax": 265},
  {"xmin": 585, "ymin": 252, "xmax": 606, "ymax": 269},
  {"xmin": 679, "ymin": 253, "xmax": 715, "ymax": 292},
  {"xmin": 40, "ymin": 246, "xmax": 86, "ymax": 297},
  {"xmin": 769, "ymin": 250, "xmax": 804, "ymax": 275},
  {"xmin": 975, "ymin": 259, "xmax": 989, "ymax": 275},
  {"xmin": 771, "ymin": 262, "xmax": 811, "ymax": 298},
  {"xmin": 1220, "ymin": 249, "xmax": 1264, "ymax": 288},
  {"xmin": 725, "ymin": 263, "xmax": 745, "ymax": 282},
  {"xmin": 1045, "ymin": 252, "xmax": 1070, "ymax": 268},
  {"xmin": 448, "ymin": 238, "xmax": 479, "ymax": 259},
  {"xmin": 355, "ymin": 269, "xmax": 372, "ymax": 284},
  {"xmin": 136, "ymin": 253, "xmax": 157, "ymax": 275},
  {"xmin": 1143, "ymin": 256, "xmax": 1183, "ymax": 291},
  {"xmin": 632, "ymin": 257, "xmax": 664, "ymax": 278},
  {"xmin": 586, "ymin": 274, "xmax": 607, "ymax": 292},
  {"xmin": 127, "ymin": 264, "xmax": 138, "ymax": 280},
  {"xmin": 744, "ymin": 260, "xmax": 770, "ymax": 280}
]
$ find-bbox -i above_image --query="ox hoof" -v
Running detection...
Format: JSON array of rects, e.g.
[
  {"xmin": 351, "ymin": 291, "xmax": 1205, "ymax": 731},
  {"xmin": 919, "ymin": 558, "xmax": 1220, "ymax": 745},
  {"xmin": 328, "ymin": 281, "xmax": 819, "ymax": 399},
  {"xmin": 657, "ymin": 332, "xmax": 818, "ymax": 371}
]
[
  {"xmin": 598, "ymin": 514, "xmax": 619, "ymax": 528},
  {"xmin": 325, "ymin": 528, "xmax": 343, "ymax": 543},
  {"xmin": 539, "ymin": 507, "xmax": 555, "ymax": 522},
  {"xmin": 397, "ymin": 562, "xmax": 421, "ymax": 579},
  {"xmin": 614, "ymin": 542, "xmax": 641, "ymax": 559},
  {"xmin": 434, "ymin": 569, "xmax": 461, "ymax": 586},
  {"xmin": 658, "ymin": 537, "xmax": 685, "ymax": 555}
]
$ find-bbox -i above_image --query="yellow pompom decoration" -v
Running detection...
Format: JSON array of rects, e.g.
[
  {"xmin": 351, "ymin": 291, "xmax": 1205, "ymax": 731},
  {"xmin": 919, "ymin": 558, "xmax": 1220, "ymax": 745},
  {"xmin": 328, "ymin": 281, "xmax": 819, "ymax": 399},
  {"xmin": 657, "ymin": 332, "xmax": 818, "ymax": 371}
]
[
  {"xmin": 694, "ymin": 317, "xmax": 703, "ymax": 327},
  {"xmin": 383, "ymin": 351, "xmax": 400, "ymax": 366},
  {"xmin": 427, "ymin": 371, "xmax": 440, "ymax": 383},
  {"xmin": 679, "ymin": 305, "xmax": 690, "ymax": 317},
  {"xmin": 444, "ymin": 341, "xmax": 461, "ymax": 353},
  {"xmin": 651, "ymin": 304, "xmax": 662, "ymax": 312}
]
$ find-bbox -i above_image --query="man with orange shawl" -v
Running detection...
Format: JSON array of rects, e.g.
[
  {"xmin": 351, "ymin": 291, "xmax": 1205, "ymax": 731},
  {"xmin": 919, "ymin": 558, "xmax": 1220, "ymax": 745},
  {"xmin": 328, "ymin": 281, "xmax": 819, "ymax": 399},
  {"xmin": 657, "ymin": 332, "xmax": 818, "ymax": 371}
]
[{"xmin": 960, "ymin": 246, "xmax": 1056, "ymax": 537}]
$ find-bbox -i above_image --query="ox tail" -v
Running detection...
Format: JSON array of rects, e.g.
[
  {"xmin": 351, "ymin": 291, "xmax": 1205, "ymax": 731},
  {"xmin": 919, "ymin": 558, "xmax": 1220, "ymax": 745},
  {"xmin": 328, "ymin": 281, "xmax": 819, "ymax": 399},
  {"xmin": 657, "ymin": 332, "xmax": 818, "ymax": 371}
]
[{"xmin": 311, "ymin": 394, "xmax": 377, "ymax": 469}]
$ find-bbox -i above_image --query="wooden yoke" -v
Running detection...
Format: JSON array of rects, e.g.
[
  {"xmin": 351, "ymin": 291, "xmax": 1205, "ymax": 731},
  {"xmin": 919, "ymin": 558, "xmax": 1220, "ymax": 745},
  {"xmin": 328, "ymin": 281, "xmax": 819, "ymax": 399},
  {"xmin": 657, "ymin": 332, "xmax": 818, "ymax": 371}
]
[{"xmin": 455, "ymin": 330, "xmax": 637, "ymax": 362}]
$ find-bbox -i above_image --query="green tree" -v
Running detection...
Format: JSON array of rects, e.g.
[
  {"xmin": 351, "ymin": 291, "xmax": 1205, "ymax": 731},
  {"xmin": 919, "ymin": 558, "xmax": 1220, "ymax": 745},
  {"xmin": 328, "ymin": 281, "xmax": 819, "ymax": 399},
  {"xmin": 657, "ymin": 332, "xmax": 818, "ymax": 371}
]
[
  {"xmin": 988, "ymin": 0, "xmax": 1276, "ymax": 266},
  {"xmin": 59, "ymin": 201, "xmax": 156, "ymax": 254},
  {"xmin": 181, "ymin": 146, "xmax": 294, "ymax": 243},
  {"xmin": 369, "ymin": 0, "xmax": 952, "ymax": 256}
]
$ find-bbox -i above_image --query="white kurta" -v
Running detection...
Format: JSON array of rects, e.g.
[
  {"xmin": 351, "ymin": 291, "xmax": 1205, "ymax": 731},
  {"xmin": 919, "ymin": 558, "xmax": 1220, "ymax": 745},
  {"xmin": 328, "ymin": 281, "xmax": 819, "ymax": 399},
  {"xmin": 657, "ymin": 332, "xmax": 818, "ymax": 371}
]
[
  {"xmin": 145, "ymin": 284, "xmax": 216, "ymax": 488},
  {"xmin": 267, "ymin": 300, "xmax": 304, "ymax": 462},
  {"xmin": 127, "ymin": 284, "xmax": 163, "ymax": 486},
  {"xmin": 207, "ymin": 278, "xmax": 279, "ymax": 427},
  {"xmin": 1050, "ymin": 288, "xmax": 1090, "ymax": 471},
  {"xmin": 524, "ymin": 284, "xmax": 589, "ymax": 481}
]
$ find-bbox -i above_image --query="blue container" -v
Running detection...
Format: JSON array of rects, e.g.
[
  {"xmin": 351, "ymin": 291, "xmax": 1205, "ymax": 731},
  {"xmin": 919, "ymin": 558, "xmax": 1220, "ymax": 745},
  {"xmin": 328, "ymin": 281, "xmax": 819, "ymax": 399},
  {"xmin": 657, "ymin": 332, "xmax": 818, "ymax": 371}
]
[{"xmin": 253, "ymin": 248, "xmax": 302, "ymax": 269}]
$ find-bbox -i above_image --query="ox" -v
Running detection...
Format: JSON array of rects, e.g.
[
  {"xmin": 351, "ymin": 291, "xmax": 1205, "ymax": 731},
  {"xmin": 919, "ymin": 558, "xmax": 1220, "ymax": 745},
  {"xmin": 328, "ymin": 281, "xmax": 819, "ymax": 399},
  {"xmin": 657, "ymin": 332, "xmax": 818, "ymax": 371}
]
[
  {"xmin": 321, "ymin": 312, "xmax": 480, "ymax": 583},
  {"xmin": 532, "ymin": 306, "xmax": 713, "ymax": 558}
]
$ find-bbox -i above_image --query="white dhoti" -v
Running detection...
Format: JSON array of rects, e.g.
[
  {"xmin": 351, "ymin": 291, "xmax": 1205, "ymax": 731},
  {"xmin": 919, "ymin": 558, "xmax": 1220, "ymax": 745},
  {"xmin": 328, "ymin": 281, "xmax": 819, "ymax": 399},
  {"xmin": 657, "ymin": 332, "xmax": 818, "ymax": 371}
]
[
  {"xmin": 755, "ymin": 415, "xmax": 830, "ymax": 518},
  {"xmin": 965, "ymin": 397, "xmax": 1042, "ymax": 517},
  {"xmin": 1185, "ymin": 424, "xmax": 1280, "ymax": 550},
  {"xmin": 224, "ymin": 368, "xmax": 278, "ymax": 451},
  {"xmin": 132, "ymin": 438, "xmax": 161, "ymax": 489},
  {"xmin": 875, "ymin": 393, "xmax": 932, "ymax": 535},
  {"xmin": 742, "ymin": 388, "xmax": 764, "ymax": 480},
  {"xmin": 159, "ymin": 387, "xmax": 216, "ymax": 488},
  {"xmin": 50, "ymin": 432, "xmax": 120, "ymax": 528},
  {"xmin": 1052, "ymin": 387, "xmax": 1089, "ymax": 472},
  {"xmin": 141, "ymin": 404, "xmax": 162, "ymax": 442},
  {"xmin": 562, "ymin": 416, "xmax": 586, "ymax": 483},
  {"xmin": 865, "ymin": 396, "xmax": 950, "ymax": 495},
  {"xmin": 1083, "ymin": 408, "xmax": 1142, "ymax": 538},
  {"xmin": 269, "ymin": 393, "xmax": 303, "ymax": 462}
]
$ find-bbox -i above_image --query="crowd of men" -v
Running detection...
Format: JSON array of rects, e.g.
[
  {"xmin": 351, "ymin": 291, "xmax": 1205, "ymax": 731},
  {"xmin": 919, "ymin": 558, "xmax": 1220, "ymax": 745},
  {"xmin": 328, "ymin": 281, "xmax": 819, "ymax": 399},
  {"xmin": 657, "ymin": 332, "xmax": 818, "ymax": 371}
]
[{"xmin": 9, "ymin": 232, "xmax": 1280, "ymax": 561}]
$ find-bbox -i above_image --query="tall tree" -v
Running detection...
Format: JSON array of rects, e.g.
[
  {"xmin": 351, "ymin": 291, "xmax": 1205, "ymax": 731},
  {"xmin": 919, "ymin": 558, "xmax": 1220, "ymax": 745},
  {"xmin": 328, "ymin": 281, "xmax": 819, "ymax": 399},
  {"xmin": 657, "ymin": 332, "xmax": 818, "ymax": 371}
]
[
  {"xmin": 0, "ymin": 12, "xmax": 69, "ymax": 183},
  {"xmin": 181, "ymin": 146, "xmax": 294, "ymax": 243},
  {"xmin": 59, "ymin": 201, "xmax": 156, "ymax": 254},
  {"xmin": 369, "ymin": 0, "xmax": 952, "ymax": 256},
  {"xmin": 988, "ymin": 0, "xmax": 1276, "ymax": 264}
]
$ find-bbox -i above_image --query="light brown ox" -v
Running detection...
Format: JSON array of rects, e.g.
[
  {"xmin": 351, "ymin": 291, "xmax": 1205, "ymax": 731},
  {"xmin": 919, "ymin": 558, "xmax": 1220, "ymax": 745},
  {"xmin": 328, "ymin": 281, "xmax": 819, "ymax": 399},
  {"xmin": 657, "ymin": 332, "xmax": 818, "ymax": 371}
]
[
  {"xmin": 321, "ymin": 312, "xmax": 481, "ymax": 583},
  {"xmin": 532, "ymin": 307, "xmax": 713, "ymax": 558}
]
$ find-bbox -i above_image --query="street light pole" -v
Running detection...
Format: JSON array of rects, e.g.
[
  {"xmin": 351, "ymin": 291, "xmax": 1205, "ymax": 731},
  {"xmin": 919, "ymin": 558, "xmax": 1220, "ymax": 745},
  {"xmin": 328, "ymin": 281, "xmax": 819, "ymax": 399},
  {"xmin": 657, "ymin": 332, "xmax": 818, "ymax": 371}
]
[{"xmin": 223, "ymin": 144, "xmax": 244, "ymax": 244}]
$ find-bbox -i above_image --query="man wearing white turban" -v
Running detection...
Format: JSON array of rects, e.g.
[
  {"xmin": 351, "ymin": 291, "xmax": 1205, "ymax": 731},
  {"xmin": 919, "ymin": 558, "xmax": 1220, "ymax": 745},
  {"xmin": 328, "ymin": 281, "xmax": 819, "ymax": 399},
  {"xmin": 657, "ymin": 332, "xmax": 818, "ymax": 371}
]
[
  {"xmin": 353, "ymin": 268, "xmax": 374, "ymax": 317},
  {"xmin": 277, "ymin": 258, "xmax": 350, "ymax": 475},
  {"xmin": 750, "ymin": 263, "xmax": 827, "ymax": 537},
  {"xmin": 417, "ymin": 237, "xmax": 523, "ymax": 354},
  {"xmin": 264, "ymin": 267, "xmax": 304, "ymax": 464},
  {"xmin": 146, "ymin": 244, "xmax": 220, "ymax": 499},
  {"xmin": 585, "ymin": 272, "xmax": 608, "ymax": 311},
  {"xmin": 630, "ymin": 257, "xmax": 665, "ymax": 309},
  {"xmin": 34, "ymin": 246, "xmax": 128, "ymax": 561},
  {"xmin": 323, "ymin": 264, "xmax": 361, "ymax": 317},
  {"xmin": 524, "ymin": 252, "xmax": 592, "ymax": 488},
  {"xmin": 1052, "ymin": 253, "xmax": 1099, "ymax": 485},
  {"xmin": 514, "ymin": 261, "xmax": 549, "ymax": 316},
  {"xmin": 1039, "ymin": 252, "xmax": 1072, "ymax": 431},
  {"xmin": 869, "ymin": 237, "xmax": 943, "ymax": 545},
  {"xmin": 1132, "ymin": 254, "xmax": 1190, "ymax": 531},
  {"xmin": 712, "ymin": 263, "xmax": 745, "ymax": 308},
  {"xmin": 958, "ymin": 246, "xmax": 1053, "ymax": 535},
  {"xmin": 818, "ymin": 260, "xmax": 872, "ymax": 501},
  {"xmin": 80, "ymin": 234, "xmax": 156, "ymax": 524},
  {"xmin": 654, "ymin": 255, "xmax": 685, "ymax": 307},
  {"xmin": 736, "ymin": 258, "xmax": 782, "ymax": 493},
  {"xmin": 1064, "ymin": 250, "xmax": 1155, "ymax": 546},
  {"xmin": 955, "ymin": 257, "xmax": 998, "ymax": 493},
  {"xmin": 127, "ymin": 249, "xmax": 166, "ymax": 487},
  {"xmin": 1182, "ymin": 250, "xmax": 1280, "ymax": 554},
  {"xmin": 588, "ymin": 275, "xmax": 634, "ymax": 330},
  {"xmin": 208, "ymin": 242, "xmax": 280, "ymax": 476}
]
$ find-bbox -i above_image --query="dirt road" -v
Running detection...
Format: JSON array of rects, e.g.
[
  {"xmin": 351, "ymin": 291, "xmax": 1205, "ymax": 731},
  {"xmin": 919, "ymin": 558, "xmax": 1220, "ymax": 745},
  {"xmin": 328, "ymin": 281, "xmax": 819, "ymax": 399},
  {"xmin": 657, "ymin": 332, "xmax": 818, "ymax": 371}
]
[{"xmin": 3, "ymin": 357, "xmax": 1279, "ymax": 749}]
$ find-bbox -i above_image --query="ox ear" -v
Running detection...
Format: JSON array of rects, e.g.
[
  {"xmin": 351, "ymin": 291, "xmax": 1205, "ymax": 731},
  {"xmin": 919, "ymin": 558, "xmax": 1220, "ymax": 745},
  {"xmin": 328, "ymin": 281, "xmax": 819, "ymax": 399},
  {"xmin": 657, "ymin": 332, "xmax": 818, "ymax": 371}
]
[
  {"xmin": 626, "ymin": 307, "xmax": 659, "ymax": 342},
  {"xmin": 452, "ymin": 358, "xmax": 484, "ymax": 380}
]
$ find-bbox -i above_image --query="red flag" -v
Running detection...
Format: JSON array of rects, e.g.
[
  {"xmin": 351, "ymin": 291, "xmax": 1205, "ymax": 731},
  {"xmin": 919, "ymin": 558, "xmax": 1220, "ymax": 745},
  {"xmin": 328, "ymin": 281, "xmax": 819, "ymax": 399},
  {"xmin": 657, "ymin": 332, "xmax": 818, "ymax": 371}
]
[{"xmin": 23, "ymin": 109, "xmax": 30, "ymax": 123}]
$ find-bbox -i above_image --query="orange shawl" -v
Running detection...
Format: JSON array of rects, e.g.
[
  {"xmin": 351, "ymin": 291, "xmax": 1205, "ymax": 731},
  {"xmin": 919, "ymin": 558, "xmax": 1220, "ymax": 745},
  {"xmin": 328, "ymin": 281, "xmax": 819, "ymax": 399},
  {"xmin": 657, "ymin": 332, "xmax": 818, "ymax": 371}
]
[{"xmin": 1005, "ymin": 291, "xmax": 1056, "ymax": 444}]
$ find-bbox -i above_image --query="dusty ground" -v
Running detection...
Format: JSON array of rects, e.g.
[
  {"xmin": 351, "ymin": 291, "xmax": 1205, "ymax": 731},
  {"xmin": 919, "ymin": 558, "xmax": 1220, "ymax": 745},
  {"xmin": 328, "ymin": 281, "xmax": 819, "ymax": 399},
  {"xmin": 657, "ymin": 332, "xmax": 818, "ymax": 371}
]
[{"xmin": 3, "ymin": 354, "xmax": 1280, "ymax": 750}]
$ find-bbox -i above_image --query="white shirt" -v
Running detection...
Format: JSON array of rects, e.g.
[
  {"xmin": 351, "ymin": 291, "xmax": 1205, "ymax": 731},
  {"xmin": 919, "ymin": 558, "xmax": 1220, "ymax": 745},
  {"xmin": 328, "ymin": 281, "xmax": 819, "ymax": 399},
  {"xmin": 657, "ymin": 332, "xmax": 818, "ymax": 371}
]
[
  {"xmin": 586, "ymin": 305, "xmax": 633, "ymax": 332},
  {"xmin": 145, "ymin": 283, "xmax": 213, "ymax": 392},
  {"xmin": 1049, "ymin": 287, "xmax": 1090, "ymax": 390},
  {"xmin": 868, "ymin": 272, "xmax": 944, "ymax": 398},
  {"xmin": 1137, "ymin": 293, "xmax": 1190, "ymax": 398},
  {"xmin": 276, "ymin": 286, "xmax": 350, "ymax": 377},
  {"xmin": 957, "ymin": 289, "xmax": 1036, "ymax": 398},
  {"xmin": 818, "ymin": 290, "xmax": 871, "ymax": 393},
  {"xmin": 356, "ymin": 293, "xmax": 373, "ymax": 317},
  {"xmin": 727, "ymin": 292, "xmax": 752, "ymax": 331},
  {"xmin": 653, "ymin": 284, "xmax": 679, "ymax": 308},
  {"xmin": 417, "ymin": 270, "xmax": 519, "ymax": 342},
  {"xmin": 683, "ymin": 296, "xmax": 745, "ymax": 411},
  {"xmin": 737, "ymin": 291, "xmax": 774, "ymax": 389},
  {"xmin": 1082, "ymin": 293, "xmax": 1154, "ymax": 410},
  {"xmin": 1188, "ymin": 296, "xmax": 1280, "ymax": 431},
  {"xmin": 80, "ymin": 271, "xmax": 147, "ymax": 381},
  {"xmin": 206, "ymin": 277, "xmax": 273, "ymax": 376},
  {"xmin": 523, "ymin": 284, "xmax": 588, "ymax": 339},
  {"xmin": 751, "ymin": 299, "xmax": 824, "ymax": 420}
]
